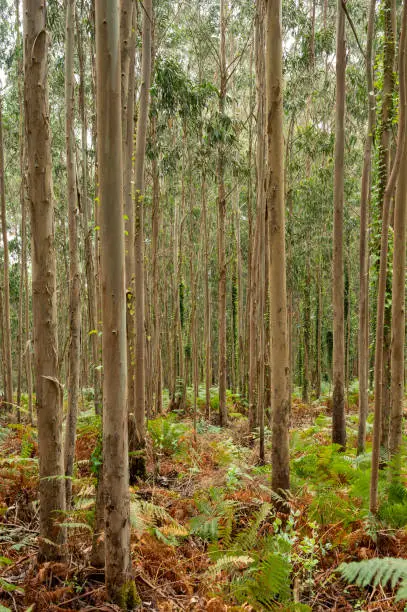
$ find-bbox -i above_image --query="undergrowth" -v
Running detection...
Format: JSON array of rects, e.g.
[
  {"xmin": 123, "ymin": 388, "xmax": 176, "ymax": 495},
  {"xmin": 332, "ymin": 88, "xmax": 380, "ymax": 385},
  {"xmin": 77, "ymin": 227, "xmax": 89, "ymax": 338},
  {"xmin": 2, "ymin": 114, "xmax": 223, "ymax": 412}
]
[{"xmin": 1, "ymin": 397, "xmax": 407, "ymax": 610}]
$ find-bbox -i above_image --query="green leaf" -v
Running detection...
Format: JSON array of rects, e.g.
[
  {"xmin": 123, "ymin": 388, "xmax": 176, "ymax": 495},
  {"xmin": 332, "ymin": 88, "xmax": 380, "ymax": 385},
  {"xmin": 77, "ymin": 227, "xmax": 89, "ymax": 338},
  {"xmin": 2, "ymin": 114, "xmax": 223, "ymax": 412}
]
[{"xmin": 0, "ymin": 556, "xmax": 13, "ymax": 566}]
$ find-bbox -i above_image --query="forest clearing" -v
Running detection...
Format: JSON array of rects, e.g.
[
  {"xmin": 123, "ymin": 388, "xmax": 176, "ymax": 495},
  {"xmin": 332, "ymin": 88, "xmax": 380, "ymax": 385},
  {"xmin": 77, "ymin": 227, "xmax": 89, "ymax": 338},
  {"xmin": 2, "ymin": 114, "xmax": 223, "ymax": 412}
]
[{"xmin": 1, "ymin": 0, "xmax": 407, "ymax": 609}]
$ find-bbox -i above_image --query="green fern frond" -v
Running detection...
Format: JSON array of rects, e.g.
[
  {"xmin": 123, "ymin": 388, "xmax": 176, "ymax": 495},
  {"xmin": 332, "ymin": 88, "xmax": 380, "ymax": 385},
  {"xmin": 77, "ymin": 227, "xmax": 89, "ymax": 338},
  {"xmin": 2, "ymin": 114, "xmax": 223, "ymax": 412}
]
[
  {"xmin": 339, "ymin": 557, "xmax": 407, "ymax": 601},
  {"xmin": 205, "ymin": 554, "xmax": 254, "ymax": 578},
  {"xmin": 233, "ymin": 502, "xmax": 272, "ymax": 552}
]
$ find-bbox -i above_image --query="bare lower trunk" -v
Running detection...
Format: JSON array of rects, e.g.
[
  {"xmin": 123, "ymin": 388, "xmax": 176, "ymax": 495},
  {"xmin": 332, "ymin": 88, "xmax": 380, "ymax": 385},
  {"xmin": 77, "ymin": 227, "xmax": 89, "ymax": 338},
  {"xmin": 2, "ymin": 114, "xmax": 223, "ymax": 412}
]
[
  {"xmin": 389, "ymin": 127, "xmax": 407, "ymax": 458},
  {"xmin": 265, "ymin": 0, "xmax": 290, "ymax": 495},
  {"xmin": 77, "ymin": 4, "xmax": 101, "ymax": 416},
  {"xmin": 121, "ymin": 0, "xmax": 136, "ymax": 424},
  {"xmin": 16, "ymin": 0, "xmax": 24, "ymax": 418},
  {"xmin": 218, "ymin": 0, "xmax": 227, "ymax": 427},
  {"xmin": 0, "ymin": 98, "xmax": 13, "ymax": 411},
  {"xmin": 201, "ymin": 169, "xmax": 211, "ymax": 418},
  {"xmin": 357, "ymin": 0, "xmax": 375, "ymax": 455},
  {"xmin": 64, "ymin": 0, "xmax": 81, "ymax": 511},
  {"xmin": 332, "ymin": 0, "xmax": 346, "ymax": 449},
  {"xmin": 131, "ymin": 0, "xmax": 152, "ymax": 483},
  {"xmin": 23, "ymin": 0, "xmax": 66, "ymax": 559},
  {"xmin": 95, "ymin": 0, "xmax": 132, "ymax": 601}
]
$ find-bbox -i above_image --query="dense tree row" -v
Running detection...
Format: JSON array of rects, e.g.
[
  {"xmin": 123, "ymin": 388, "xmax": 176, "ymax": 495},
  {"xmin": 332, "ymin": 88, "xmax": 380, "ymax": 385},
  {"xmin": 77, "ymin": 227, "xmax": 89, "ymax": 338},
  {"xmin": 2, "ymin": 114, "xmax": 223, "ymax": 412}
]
[{"xmin": 0, "ymin": 0, "xmax": 406, "ymax": 606}]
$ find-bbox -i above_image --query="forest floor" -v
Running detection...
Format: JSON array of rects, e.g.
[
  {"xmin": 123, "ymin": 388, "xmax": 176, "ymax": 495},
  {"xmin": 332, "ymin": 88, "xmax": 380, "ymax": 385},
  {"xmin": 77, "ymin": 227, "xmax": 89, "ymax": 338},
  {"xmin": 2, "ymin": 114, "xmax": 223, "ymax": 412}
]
[{"xmin": 1, "ymin": 390, "xmax": 407, "ymax": 611}]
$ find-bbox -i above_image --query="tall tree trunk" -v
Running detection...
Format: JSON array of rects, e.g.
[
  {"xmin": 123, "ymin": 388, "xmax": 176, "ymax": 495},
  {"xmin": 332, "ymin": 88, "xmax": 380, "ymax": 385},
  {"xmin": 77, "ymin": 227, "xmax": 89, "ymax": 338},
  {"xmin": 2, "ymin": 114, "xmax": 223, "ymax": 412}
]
[
  {"xmin": 121, "ymin": 0, "xmax": 136, "ymax": 424},
  {"xmin": 357, "ymin": 0, "xmax": 376, "ymax": 455},
  {"xmin": 64, "ymin": 0, "xmax": 81, "ymax": 511},
  {"xmin": 23, "ymin": 0, "xmax": 66, "ymax": 559},
  {"xmin": 16, "ymin": 0, "xmax": 24, "ymax": 418},
  {"xmin": 218, "ymin": 0, "xmax": 227, "ymax": 427},
  {"xmin": 202, "ymin": 168, "xmax": 211, "ymax": 418},
  {"xmin": 332, "ymin": 0, "xmax": 346, "ymax": 448},
  {"xmin": 77, "ymin": 1, "xmax": 101, "ymax": 416},
  {"xmin": 24, "ymin": 257, "xmax": 33, "ymax": 425},
  {"xmin": 265, "ymin": 0, "xmax": 290, "ymax": 494},
  {"xmin": 389, "ymin": 129, "xmax": 407, "ymax": 458},
  {"xmin": 151, "ymin": 111, "xmax": 162, "ymax": 415},
  {"xmin": 131, "ymin": 0, "xmax": 152, "ymax": 483},
  {"xmin": 0, "ymin": 98, "xmax": 13, "ymax": 412},
  {"xmin": 370, "ymin": 0, "xmax": 407, "ymax": 513},
  {"xmin": 389, "ymin": 31, "xmax": 407, "ymax": 458},
  {"xmin": 302, "ymin": 262, "xmax": 311, "ymax": 404},
  {"xmin": 95, "ymin": 0, "xmax": 133, "ymax": 601},
  {"xmin": 379, "ymin": 0, "xmax": 396, "ymax": 451}
]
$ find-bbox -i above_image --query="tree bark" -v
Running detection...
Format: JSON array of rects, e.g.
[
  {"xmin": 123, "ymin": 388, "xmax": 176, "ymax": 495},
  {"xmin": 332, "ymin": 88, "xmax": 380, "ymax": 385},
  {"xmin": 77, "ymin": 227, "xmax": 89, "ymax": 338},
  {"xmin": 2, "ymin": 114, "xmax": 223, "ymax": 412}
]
[
  {"xmin": 389, "ymin": 29, "xmax": 407, "ymax": 457},
  {"xmin": 265, "ymin": 0, "xmax": 290, "ymax": 495},
  {"xmin": 332, "ymin": 0, "xmax": 346, "ymax": 449},
  {"xmin": 77, "ymin": 3, "xmax": 101, "ymax": 417},
  {"xmin": 121, "ymin": 0, "xmax": 136, "ymax": 424},
  {"xmin": 64, "ymin": 0, "xmax": 81, "ymax": 511},
  {"xmin": 15, "ymin": 0, "xmax": 24, "ymax": 418},
  {"xmin": 218, "ymin": 0, "xmax": 227, "ymax": 427},
  {"xmin": 389, "ymin": 123, "xmax": 407, "ymax": 458},
  {"xmin": 131, "ymin": 0, "xmax": 152, "ymax": 483},
  {"xmin": 23, "ymin": 0, "xmax": 66, "ymax": 559},
  {"xmin": 357, "ymin": 0, "xmax": 376, "ymax": 455},
  {"xmin": 370, "ymin": 0, "xmax": 407, "ymax": 514},
  {"xmin": 95, "ymin": 0, "xmax": 132, "ymax": 600},
  {"xmin": 0, "ymin": 98, "xmax": 13, "ymax": 412}
]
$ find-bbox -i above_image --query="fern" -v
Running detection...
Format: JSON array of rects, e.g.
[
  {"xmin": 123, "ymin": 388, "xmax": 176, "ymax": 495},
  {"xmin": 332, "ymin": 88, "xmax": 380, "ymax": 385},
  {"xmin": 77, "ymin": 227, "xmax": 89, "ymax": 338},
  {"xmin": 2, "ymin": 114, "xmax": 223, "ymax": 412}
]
[
  {"xmin": 339, "ymin": 557, "xmax": 407, "ymax": 603},
  {"xmin": 130, "ymin": 498, "xmax": 187, "ymax": 544},
  {"xmin": 205, "ymin": 554, "xmax": 254, "ymax": 578},
  {"xmin": 233, "ymin": 503, "xmax": 272, "ymax": 552}
]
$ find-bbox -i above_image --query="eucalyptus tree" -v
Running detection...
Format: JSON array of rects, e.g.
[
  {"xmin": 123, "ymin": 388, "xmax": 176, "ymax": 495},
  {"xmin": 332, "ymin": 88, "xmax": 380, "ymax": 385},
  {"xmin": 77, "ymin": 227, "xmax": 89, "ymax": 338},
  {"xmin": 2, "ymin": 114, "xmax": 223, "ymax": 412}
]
[
  {"xmin": 377, "ymin": 0, "xmax": 397, "ymax": 450},
  {"xmin": 0, "ymin": 97, "xmax": 13, "ymax": 411},
  {"xmin": 389, "ymin": 112, "xmax": 407, "ymax": 457},
  {"xmin": 218, "ymin": 0, "xmax": 228, "ymax": 426},
  {"xmin": 370, "ymin": 0, "xmax": 407, "ymax": 514},
  {"xmin": 95, "ymin": 0, "xmax": 132, "ymax": 599},
  {"xmin": 131, "ymin": 0, "xmax": 153, "ymax": 482},
  {"xmin": 23, "ymin": 0, "xmax": 66, "ymax": 560},
  {"xmin": 332, "ymin": 0, "xmax": 346, "ymax": 448},
  {"xmin": 64, "ymin": 0, "xmax": 81, "ymax": 510},
  {"xmin": 357, "ymin": 0, "xmax": 376, "ymax": 455},
  {"xmin": 265, "ymin": 0, "xmax": 290, "ymax": 494}
]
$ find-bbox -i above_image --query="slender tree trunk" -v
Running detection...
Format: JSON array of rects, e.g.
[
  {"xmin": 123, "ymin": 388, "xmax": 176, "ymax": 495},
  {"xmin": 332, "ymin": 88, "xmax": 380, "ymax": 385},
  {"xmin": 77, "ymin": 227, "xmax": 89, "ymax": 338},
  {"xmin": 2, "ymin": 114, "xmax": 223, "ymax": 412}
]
[
  {"xmin": 357, "ymin": 0, "xmax": 376, "ymax": 455},
  {"xmin": 332, "ymin": 0, "xmax": 346, "ymax": 448},
  {"xmin": 202, "ymin": 168, "xmax": 211, "ymax": 418},
  {"xmin": 0, "ymin": 98, "xmax": 13, "ymax": 412},
  {"xmin": 218, "ymin": 0, "xmax": 227, "ymax": 427},
  {"xmin": 265, "ymin": 0, "xmax": 290, "ymax": 494},
  {"xmin": 24, "ymin": 259, "xmax": 33, "ymax": 425},
  {"xmin": 258, "ymin": 169, "xmax": 266, "ymax": 465},
  {"xmin": 370, "ymin": 1, "xmax": 407, "ymax": 513},
  {"xmin": 151, "ymin": 111, "xmax": 162, "ymax": 415},
  {"xmin": 249, "ymin": 1, "xmax": 265, "ymax": 433},
  {"xmin": 389, "ymin": 40, "xmax": 407, "ymax": 458},
  {"xmin": 95, "ymin": 0, "xmax": 133, "ymax": 601},
  {"xmin": 64, "ymin": 0, "xmax": 81, "ymax": 510},
  {"xmin": 303, "ymin": 262, "xmax": 311, "ymax": 404},
  {"xmin": 77, "ymin": 2, "xmax": 101, "ymax": 416},
  {"xmin": 130, "ymin": 0, "xmax": 152, "ymax": 483},
  {"xmin": 23, "ymin": 0, "xmax": 66, "ymax": 559},
  {"xmin": 389, "ymin": 135, "xmax": 407, "ymax": 457},
  {"xmin": 0, "ymin": 283, "xmax": 6, "ymax": 402},
  {"xmin": 16, "ymin": 0, "xmax": 24, "ymax": 418},
  {"xmin": 379, "ymin": 0, "xmax": 397, "ymax": 451},
  {"xmin": 121, "ymin": 0, "xmax": 136, "ymax": 423}
]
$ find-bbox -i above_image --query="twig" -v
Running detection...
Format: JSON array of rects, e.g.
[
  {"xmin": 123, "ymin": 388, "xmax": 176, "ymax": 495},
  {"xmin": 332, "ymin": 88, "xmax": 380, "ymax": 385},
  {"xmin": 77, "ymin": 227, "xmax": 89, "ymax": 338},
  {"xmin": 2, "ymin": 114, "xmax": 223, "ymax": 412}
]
[
  {"xmin": 342, "ymin": 0, "xmax": 366, "ymax": 60},
  {"xmin": 55, "ymin": 586, "xmax": 104, "ymax": 608}
]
